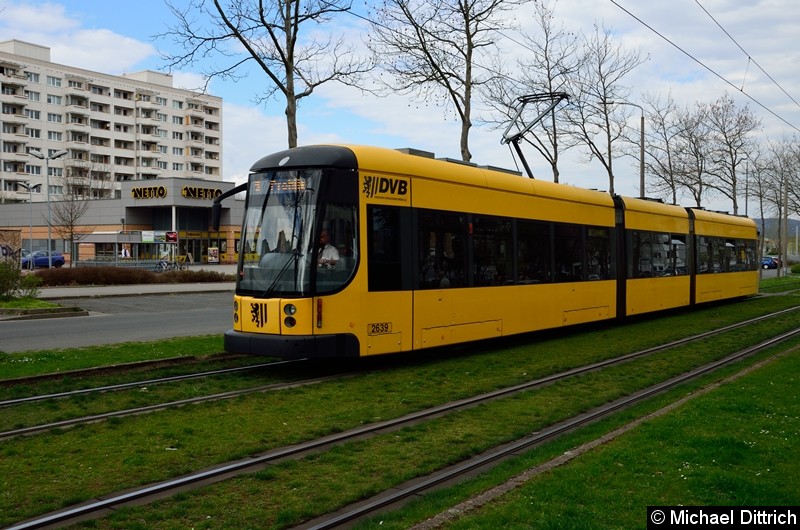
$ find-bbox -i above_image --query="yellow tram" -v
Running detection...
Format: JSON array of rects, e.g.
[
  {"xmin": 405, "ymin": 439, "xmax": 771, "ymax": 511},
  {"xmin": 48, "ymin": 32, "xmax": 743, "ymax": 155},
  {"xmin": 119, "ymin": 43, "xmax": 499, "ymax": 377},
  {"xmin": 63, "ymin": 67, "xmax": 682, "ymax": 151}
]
[{"xmin": 213, "ymin": 145, "xmax": 759, "ymax": 358}]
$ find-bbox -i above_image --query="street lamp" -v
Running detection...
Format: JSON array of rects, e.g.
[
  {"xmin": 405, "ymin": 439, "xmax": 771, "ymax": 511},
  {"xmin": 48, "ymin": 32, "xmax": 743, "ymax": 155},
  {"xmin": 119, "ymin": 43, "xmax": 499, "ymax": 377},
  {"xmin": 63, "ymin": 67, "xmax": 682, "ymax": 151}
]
[
  {"xmin": 29, "ymin": 149, "xmax": 68, "ymax": 268},
  {"xmin": 17, "ymin": 181, "xmax": 42, "ymax": 270},
  {"xmin": 604, "ymin": 101, "xmax": 645, "ymax": 198}
]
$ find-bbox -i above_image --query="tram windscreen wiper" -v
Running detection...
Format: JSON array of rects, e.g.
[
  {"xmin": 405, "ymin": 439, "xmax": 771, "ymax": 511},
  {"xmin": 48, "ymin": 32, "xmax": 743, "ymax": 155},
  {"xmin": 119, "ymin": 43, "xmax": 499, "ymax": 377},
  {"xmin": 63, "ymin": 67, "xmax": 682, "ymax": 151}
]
[{"xmin": 261, "ymin": 249, "xmax": 302, "ymax": 298}]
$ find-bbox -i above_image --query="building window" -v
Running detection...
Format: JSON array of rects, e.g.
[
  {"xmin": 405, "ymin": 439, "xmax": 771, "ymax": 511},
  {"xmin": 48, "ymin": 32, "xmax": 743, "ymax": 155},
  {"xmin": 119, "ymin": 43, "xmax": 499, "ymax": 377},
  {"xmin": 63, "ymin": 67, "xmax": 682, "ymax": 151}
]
[
  {"xmin": 47, "ymin": 94, "xmax": 62, "ymax": 105},
  {"xmin": 26, "ymin": 72, "xmax": 40, "ymax": 83},
  {"xmin": 26, "ymin": 90, "xmax": 40, "ymax": 102},
  {"xmin": 47, "ymin": 113, "xmax": 62, "ymax": 123},
  {"xmin": 46, "ymin": 75, "xmax": 62, "ymax": 87}
]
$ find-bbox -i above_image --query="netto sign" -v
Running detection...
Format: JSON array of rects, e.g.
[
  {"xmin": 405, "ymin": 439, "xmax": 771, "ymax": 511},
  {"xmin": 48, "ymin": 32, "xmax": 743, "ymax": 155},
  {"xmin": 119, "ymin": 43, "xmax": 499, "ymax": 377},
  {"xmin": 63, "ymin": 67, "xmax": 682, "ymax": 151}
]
[
  {"xmin": 131, "ymin": 186, "xmax": 168, "ymax": 199},
  {"xmin": 182, "ymin": 186, "xmax": 222, "ymax": 200}
]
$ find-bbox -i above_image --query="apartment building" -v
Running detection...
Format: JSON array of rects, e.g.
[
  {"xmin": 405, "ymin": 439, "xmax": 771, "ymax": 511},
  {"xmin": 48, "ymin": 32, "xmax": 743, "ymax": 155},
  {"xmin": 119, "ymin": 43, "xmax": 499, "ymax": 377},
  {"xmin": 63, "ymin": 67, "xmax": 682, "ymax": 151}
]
[
  {"xmin": 0, "ymin": 40, "xmax": 239, "ymax": 265},
  {"xmin": 0, "ymin": 39, "xmax": 223, "ymax": 204}
]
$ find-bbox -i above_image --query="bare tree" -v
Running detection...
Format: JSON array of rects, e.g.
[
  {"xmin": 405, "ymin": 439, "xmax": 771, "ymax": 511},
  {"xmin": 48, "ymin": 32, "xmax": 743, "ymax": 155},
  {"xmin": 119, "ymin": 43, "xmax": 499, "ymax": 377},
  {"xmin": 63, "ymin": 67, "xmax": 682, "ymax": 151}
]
[
  {"xmin": 160, "ymin": 0, "xmax": 372, "ymax": 148},
  {"xmin": 485, "ymin": 0, "xmax": 581, "ymax": 181},
  {"xmin": 564, "ymin": 23, "xmax": 645, "ymax": 195},
  {"xmin": 641, "ymin": 93, "xmax": 685, "ymax": 204},
  {"xmin": 49, "ymin": 160, "xmax": 109, "ymax": 266},
  {"xmin": 367, "ymin": 0, "xmax": 522, "ymax": 162},
  {"xmin": 704, "ymin": 93, "xmax": 761, "ymax": 215},
  {"xmin": 745, "ymin": 145, "xmax": 773, "ymax": 254},
  {"xmin": 673, "ymin": 103, "xmax": 712, "ymax": 207}
]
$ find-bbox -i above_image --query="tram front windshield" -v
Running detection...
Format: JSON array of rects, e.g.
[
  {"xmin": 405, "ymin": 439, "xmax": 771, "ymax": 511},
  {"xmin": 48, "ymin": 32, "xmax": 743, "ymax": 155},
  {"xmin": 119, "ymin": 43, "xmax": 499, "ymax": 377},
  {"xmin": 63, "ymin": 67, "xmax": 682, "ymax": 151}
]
[{"xmin": 238, "ymin": 168, "xmax": 358, "ymax": 296}]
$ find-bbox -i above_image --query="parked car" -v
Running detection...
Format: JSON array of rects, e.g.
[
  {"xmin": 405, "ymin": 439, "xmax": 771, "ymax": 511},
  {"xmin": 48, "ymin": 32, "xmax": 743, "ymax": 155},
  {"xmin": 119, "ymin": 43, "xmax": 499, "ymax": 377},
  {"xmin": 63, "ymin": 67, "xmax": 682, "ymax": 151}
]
[
  {"xmin": 761, "ymin": 256, "xmax": 779, "ymax": 269},
  {"xmin": 21, "ymin": 250, "xmax": 65, "ymax": 268}
]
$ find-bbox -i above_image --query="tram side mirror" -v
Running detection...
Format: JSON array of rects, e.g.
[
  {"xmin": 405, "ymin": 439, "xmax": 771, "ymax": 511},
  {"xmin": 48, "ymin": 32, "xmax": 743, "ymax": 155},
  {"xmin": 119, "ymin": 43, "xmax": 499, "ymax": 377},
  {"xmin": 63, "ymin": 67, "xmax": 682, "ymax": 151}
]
[{"xmin": 211, "ymin": 183, "xmax": 247, "ymax": 231}]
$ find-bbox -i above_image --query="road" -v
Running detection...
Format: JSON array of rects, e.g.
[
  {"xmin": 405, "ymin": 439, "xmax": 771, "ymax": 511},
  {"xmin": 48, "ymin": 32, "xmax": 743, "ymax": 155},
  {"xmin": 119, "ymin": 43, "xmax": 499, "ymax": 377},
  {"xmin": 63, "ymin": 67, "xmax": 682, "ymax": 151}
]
[
  {"xmin": 1, "ymin": 292, "xmax": 232, "ymax": 354},
  {"xmin": 0, "ymin": 268, "xmax": 787, "ymax": 354}
]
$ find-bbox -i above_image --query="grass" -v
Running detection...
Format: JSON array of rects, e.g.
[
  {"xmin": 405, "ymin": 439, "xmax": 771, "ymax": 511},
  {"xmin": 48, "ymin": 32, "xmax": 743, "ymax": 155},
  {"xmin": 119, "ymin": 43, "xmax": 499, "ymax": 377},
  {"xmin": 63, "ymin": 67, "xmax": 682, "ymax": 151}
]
[
  {"xmin": 83, "ymin": 321, "xmax": 800, "ymax": 529},
  {"xmin": 2, "ymin": 295, "xmax": 797, "ymax": 528},
  {"xmin": 0, "ymin": 335, "xmax": 225, "ymax": 379},
  {"xmin": 424, "ymin": 347, "xmax": 800, "ymax": 530},
  {"xmin": 0, "ymin": 297, "xmax": 59, "ymax": 309}
]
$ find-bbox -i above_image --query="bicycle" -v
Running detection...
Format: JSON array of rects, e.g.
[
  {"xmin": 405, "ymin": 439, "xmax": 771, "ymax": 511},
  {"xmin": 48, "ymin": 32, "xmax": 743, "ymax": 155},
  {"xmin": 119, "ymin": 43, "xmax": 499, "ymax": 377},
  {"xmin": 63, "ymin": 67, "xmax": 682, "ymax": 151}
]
[{"xmin": 155, "ymin": 260, "xmax": 188, "ymax": 272}]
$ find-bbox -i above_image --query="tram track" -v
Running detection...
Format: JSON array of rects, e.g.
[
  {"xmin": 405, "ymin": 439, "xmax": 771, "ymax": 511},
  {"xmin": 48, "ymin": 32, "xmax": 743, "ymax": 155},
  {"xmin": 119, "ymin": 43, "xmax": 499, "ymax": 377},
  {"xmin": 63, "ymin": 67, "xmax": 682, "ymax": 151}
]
[
  {"xmin": 0, "ymin": 353, "xmax": 247, "ymax": 388},
  {"xmin": 0, "ymin": 358, "xmax": 302, "ymax": 407},
  {"xmin": 2, "ymin": 305, "xmax": 797, "ymax": 443},
  {"xmin": 304, "ymin": 329, "xmax": 800, "ymax": 530},
  {"xmin": 7, "ymin": 306, "xmax": 800, "ymax": 530}
]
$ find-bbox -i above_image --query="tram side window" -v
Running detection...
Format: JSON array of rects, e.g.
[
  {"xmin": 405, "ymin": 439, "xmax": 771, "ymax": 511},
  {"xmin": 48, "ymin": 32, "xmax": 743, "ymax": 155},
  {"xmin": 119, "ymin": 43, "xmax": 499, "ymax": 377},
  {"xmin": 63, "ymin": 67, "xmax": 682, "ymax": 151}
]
[
  {"xmin": 368, "ymin": 206, "xmax": 403, "ymax": 291},
  {"xmin": 740, "ymin": 239, "xmax": 757, "ymax": 271},
  {"xmin": 518, "ymin": 220, "xmax": 552, "ymax": 283},
  {"xmin": 587, "ymin": 227, "xmax": 614, "ymax": 280},
  {"xmin": 697, "ymin": 236, "xmax": 717, "ymax": 273},
  {"xmin": 418, "ymin": 210, "xmax": 467, "ymax": 289},
  {"xmin": 666, "ymin": 234, "xmax": 688, "ymax": 276},
  {"xmin": 629, "ymin": 230, "xmax": 685, "ymax": 278},
  {"xmin": 473, "ymin": 216, "xmax": 512, "ymax": 286},
  {"xmin": 553, "ymin": 224, "xmax": 583, "ymax": 282}
]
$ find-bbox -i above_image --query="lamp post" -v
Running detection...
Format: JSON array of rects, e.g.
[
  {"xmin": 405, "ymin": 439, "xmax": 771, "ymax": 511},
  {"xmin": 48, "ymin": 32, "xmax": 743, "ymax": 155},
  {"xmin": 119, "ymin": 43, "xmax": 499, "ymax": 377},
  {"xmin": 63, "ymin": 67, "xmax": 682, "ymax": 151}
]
[
  {"xmin": 604, "ymin": 101, "xmax": 645, "ymax": 198},
  {"xmin": 17, "ymin": 181, "xmax": 42, "ymax": 269},
  {"xmin": 29, "ymin": 149, "xmax": 68, "ymax": 268}
]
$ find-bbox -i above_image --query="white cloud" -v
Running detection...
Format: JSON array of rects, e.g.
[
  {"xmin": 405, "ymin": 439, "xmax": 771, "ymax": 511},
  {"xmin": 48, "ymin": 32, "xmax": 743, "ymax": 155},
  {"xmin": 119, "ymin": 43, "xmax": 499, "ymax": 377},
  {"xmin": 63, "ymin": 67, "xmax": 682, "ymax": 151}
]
[
  {"xmin": 221, "ymin": 103, "xmax": 287, "ymax": 184},
  {"xmin": 49, "ymin": 30, "xmax": 155, "ymax": 74}
]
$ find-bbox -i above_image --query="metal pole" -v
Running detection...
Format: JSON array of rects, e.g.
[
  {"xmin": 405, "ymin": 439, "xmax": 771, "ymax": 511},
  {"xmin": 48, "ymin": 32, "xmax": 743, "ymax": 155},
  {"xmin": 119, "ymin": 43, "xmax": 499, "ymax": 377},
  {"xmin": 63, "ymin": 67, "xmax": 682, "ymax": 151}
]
[
  {"xmin": 30, "ymin": 150, "xmax": 67, "ymax": 268},
  {"xmin": 18, "ymin": 182, "xmax": 38, "ymax": 269},
  {"xmin": 29, "ymin": 185, "xmax": 34, "ymax": 268},
  {"xmin": 639, "ymin": 111, "xmax": 645, "ymax": 198},
  {"xmin": 46, "ymin": 157, "xmax": 52, "ymax": 268}
]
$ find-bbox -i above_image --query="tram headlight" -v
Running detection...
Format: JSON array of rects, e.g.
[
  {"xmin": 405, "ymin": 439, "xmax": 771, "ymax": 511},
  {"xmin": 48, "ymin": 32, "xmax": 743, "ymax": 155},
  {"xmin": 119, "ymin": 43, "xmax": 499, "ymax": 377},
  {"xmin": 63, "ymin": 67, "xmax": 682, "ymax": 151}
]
[
  {"xmin": 284, "ymin": 304, "xmax": 297, "ymax": 316},
  {"xmin": 284, "ymin": 316, "xmax": 296, "ymax": 328}
]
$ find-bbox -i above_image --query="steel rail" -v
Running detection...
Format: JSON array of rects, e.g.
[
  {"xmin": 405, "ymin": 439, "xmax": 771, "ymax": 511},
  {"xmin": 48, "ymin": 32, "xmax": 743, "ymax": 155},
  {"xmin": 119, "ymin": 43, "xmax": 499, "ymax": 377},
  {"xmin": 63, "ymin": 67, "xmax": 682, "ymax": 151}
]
[
  {"xmin": 7, "ymin": 307, "xmax": 800, "ymax": 529},
  {"xmin": 0, "ymin": 359, "xmax": 302, "ymax": 407},
  {"xmin": 4, "ymin": 305, "xmax": 797, "ymax": 440},
  {"xmin": 304, "ymin": 327, "xmax": 800, "ymax": 530},
  {"xmin": 0, "ymin": 374, "xmax": 337, "ymax": 440}
]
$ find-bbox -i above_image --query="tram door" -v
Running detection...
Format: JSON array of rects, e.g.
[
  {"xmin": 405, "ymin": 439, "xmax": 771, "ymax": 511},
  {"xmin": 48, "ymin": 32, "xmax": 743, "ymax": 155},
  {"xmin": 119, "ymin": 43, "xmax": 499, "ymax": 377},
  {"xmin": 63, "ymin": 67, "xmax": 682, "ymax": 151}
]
[{"xmin": 363, "ymin": 205, "xmax": 413, "ymax": 355}]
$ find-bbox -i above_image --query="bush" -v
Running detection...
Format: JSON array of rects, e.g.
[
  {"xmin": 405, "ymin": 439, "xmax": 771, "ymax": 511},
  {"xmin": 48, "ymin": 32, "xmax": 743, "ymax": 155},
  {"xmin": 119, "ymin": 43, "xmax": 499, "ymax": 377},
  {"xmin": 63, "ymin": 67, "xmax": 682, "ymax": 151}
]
[
  {"xmin": 792, "ymin": 263, "xmax": 800, "ymax": 275},
  {"xmin": 0, "ymin": 261, "xmax": 20, "ymax": 301},
  {"xmin": 0, "ymin": 261, "xmax": 42, "ymax": 300},
  {"xmin": 33, "ymin": 266, "xmax": 235, "ymax": 287},
  {"xmin": 18, "ymin": 273, "xmax": 42, "ymax": 298}
]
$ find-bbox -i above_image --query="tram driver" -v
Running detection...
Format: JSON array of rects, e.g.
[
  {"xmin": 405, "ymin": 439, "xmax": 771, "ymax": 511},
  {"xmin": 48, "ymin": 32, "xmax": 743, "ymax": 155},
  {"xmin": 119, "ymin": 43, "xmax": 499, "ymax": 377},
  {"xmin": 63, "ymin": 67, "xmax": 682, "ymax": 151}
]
[{"xmin": 318, "ymin": 229, "xmax": 340, "ymax": 268}]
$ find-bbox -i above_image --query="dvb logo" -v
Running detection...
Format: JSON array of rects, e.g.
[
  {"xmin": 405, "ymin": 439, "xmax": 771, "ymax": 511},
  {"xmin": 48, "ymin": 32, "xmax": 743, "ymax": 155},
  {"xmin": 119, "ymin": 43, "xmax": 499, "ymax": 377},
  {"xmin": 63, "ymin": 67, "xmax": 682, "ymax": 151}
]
[{"xmin": 363, "ymin": 176, "xmax": 409, "ymax": 199}]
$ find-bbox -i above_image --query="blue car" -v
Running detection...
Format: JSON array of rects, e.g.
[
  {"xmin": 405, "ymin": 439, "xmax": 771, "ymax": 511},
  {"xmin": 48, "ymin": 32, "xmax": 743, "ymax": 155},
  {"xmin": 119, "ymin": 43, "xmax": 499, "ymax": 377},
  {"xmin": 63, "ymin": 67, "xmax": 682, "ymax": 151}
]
[
  {"xmin": 21, "ymin": 250, "xmax": 65, "ymax": 268},
  {"xmin": 761, "ymin": 256, "xmax": 779, "ymax": 269}
]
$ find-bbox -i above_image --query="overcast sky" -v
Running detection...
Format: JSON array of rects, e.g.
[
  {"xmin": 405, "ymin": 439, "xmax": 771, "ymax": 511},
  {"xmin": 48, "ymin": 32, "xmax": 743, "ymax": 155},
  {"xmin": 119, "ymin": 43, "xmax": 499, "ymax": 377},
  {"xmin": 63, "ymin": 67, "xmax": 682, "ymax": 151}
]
[{"xmin": 2, "ymin": 0, "xmax": 798, "ymax": 212}]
